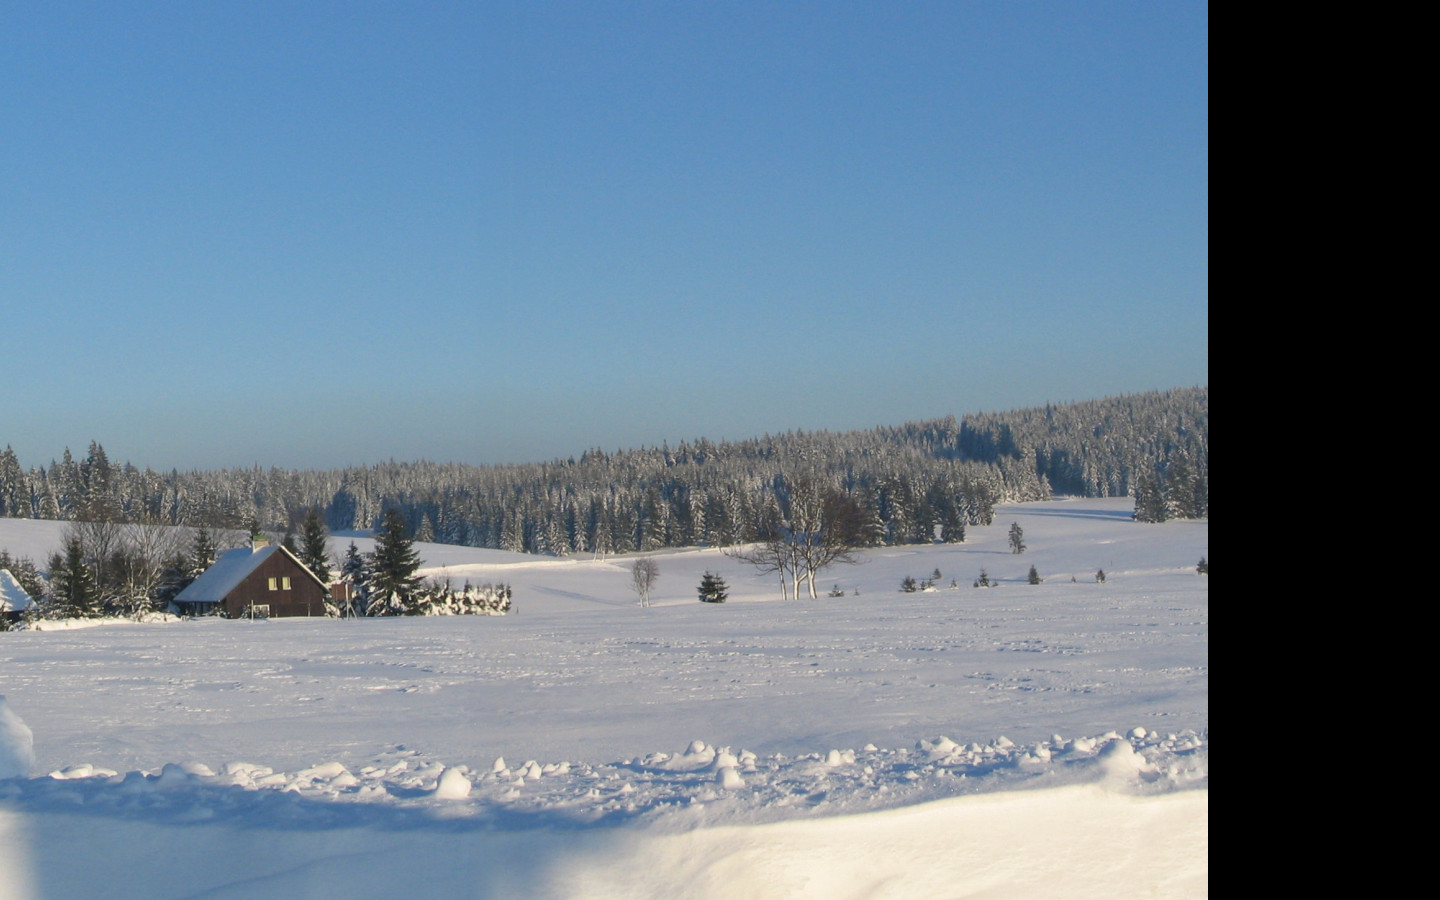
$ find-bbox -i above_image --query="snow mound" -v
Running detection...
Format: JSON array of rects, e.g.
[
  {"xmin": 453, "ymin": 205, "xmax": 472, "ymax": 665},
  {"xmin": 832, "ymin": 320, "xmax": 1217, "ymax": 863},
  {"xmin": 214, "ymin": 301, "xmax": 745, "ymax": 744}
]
[
  {"xmin": 0, "ymin": 727, "xmax": 1205, "ymax": 837},
  {"xmin": 0, "ymin": 696, "xmax": 33, "ymax": 780},
  {"xmin": 434, "ymin": 767, "xmax": 473, "ymax": 799}
]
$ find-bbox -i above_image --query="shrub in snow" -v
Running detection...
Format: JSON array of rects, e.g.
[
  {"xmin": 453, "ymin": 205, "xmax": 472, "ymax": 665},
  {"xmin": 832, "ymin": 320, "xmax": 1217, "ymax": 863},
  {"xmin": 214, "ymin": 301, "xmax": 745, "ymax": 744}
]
[
  {"xmin": 1196, "ymin": 556, "xmax": 1208, "ymax": 575},
  {"xmin": 1027, "ymin": 565, "xmax": 1042, "ymax": 585}
]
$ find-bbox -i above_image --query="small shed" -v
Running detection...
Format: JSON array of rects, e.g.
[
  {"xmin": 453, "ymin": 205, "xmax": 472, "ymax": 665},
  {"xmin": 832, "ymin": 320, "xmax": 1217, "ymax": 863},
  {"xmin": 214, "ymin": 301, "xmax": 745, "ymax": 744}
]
[
  {"xmin": 1, "ymin": 569, "xmax": 37, "ymax": 621},
  {"xmin": 174, "ymin": 542, "xmax": 328, "ymax": 618}
]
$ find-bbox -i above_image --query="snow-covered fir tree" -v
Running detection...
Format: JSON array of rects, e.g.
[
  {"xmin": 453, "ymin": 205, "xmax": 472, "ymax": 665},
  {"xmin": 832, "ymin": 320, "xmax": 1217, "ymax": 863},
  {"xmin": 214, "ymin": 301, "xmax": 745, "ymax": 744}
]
[{"xmin": 697, "ymin": 571, "xmax": 728, "ymax": 603}]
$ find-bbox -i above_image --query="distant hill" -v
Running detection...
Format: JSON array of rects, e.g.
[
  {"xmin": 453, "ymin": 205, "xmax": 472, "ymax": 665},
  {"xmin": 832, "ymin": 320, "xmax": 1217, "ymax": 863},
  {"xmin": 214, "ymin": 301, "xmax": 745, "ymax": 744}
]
[{"xmin": 2, "ymin": 386, "xmax": 1206, "ymax": 554}]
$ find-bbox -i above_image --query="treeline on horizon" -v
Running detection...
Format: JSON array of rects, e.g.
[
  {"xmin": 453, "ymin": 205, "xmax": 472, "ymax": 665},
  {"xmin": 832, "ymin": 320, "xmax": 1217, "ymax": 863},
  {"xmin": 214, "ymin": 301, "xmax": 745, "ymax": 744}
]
[{"xmin": 0, "ymin": 386, "xmax": 1208, "ymax": 554}]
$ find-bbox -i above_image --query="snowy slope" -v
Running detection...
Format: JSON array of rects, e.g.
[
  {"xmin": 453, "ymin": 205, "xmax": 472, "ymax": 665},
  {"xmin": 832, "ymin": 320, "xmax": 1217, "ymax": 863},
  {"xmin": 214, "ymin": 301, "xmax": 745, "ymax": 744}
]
[{"xmin": 0, "ymin": 499, "xmax": 1207, "ymax": 898}]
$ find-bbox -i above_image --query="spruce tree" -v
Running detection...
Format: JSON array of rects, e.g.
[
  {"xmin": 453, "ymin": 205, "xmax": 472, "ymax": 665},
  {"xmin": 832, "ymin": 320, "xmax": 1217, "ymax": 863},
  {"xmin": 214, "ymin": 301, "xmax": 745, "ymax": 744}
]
[
  {"xmin": 189, "ymin": 527, "xmax": 217, "ymax": 578},
  {"xmin": 339, "ymin": 542, "xmax": 371, "ymax": 617},
  {"xmin": 1008, "ymin": 522, "xmax": 1026, "ymax": 554},
  {"xmin": 0, "ymin": 551, "xmax": 45, "ymax": 601},
  {"xmin": 1027, "ymin": 565, "xmax": 1042, "ymax": 585},
  {"xmin": 1132, "ymin": 471, "xmax": 1169, "ymax": 523},
  {"xmin": 298, "ymin": 510, "xmax": 332, "ymax": 584},
  {"xmin": 370, "ymin": 508, "xmax": 423, "ymax": 614},
  {"xmin": 49, "ymin": 538, "xmax": 100, "ymax": 618},
  {"xmin": 697, "ymin": 571, "xmax": 729, "ymax": 603},
  {"xmin": 0, "ymin": 447, "xmax": 28, "ymax": 518}
]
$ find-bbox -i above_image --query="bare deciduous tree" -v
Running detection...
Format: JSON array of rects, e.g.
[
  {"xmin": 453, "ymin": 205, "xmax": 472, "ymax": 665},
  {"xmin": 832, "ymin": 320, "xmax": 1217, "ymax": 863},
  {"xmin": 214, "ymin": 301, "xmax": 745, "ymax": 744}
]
[
  {"xmin": 630, "ymin": 557, "xmax": 659, "ymax": 607},
  {"xmin": 727, "ymin": 476, "xmax": 864, "ymax": 599},
  {"xmin": 59, "ymin": 513, "xmax": 190, "ymax": 618},
  {"xmin": 114, "ymin": 518, "xmax": 188, "ymax": 617}
]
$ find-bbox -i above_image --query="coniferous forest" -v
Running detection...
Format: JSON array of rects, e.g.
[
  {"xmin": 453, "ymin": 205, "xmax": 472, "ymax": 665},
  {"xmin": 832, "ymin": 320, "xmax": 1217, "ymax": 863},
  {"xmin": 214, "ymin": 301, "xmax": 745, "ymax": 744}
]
[{"xmin": 1, "ymin": 387, "xmax": 1207, "ymax": 556}]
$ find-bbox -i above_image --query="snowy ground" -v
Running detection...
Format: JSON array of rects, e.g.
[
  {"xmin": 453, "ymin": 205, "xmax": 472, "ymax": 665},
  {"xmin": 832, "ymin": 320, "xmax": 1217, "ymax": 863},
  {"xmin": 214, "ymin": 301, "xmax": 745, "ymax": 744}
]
[{"xmin": 0, "ymin": 498, "xmax": 1207, "ymax": 898}]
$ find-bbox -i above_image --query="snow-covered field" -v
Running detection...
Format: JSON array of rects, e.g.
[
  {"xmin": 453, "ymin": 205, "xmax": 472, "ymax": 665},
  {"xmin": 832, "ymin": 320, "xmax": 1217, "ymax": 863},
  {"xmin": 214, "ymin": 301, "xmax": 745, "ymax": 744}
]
[{"xmin": 0, "ymin": 498, "xmax": 1207, "ymax": 898}]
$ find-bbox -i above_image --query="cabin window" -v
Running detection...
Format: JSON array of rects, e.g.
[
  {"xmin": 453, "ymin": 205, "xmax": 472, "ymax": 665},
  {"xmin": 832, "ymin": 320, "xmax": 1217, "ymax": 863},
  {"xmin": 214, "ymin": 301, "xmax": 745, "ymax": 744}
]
[
  {"xmin": 281, "ymin": 577, "xmax": 291, "ymax": 590},
  {"xmin": 267, "ymin": 577, "xmax": 277, "ymax": 591}
]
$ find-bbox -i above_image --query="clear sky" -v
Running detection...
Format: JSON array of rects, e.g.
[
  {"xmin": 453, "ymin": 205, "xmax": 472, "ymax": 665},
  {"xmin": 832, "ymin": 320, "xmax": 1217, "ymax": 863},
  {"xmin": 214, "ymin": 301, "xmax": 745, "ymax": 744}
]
[{"xmin": 1, "ymin": 2, "xmax": 1207, "ymax": 472}]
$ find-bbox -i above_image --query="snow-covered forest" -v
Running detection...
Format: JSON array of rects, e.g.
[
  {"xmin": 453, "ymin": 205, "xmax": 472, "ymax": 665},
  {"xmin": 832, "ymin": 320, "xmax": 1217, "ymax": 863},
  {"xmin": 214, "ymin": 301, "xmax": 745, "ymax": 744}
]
[
  {"xmin": 0, "ymin": 387, "xmax": 1208, "ymax": 552},
  {"xmin": 1, "ymin": 496, "xmax": 1207, "ymax": 898}
]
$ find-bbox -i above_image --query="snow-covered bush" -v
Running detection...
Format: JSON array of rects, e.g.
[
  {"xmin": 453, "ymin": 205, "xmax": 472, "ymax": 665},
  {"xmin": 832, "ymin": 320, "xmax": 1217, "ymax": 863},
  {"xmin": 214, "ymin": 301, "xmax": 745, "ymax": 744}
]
[{"xmin": 414, "ymin": 578, "xmax": 512, "ymax": 615}]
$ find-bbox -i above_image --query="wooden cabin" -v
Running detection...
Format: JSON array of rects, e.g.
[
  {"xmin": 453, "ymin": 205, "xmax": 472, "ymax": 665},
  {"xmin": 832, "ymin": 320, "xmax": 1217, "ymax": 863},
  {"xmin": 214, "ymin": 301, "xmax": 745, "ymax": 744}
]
[{"xmin": 174, "ymin": 541, "xmax": 328, "ymax": 618}]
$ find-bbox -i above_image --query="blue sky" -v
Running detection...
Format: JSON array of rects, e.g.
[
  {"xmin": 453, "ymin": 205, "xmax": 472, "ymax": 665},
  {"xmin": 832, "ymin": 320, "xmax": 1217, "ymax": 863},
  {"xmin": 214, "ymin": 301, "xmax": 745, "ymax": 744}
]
[{"xmin": 2, "ymin": 2, "xmax": 1207, "ymax": 471}]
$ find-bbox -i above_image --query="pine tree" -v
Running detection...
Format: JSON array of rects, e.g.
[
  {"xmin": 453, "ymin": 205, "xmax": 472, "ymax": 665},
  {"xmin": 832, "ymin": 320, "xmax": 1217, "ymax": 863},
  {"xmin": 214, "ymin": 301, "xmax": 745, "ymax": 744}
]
[
  {"xmin": 1027, "ymin": 565, "xmax": 1042, "ymax": 585},
  {"xmin": 370, "ymin": 508, "xmax": 423, "ymax": 615},
  {"xmin": 697, "ymin": 571, "xmax": 728, "ymax": 603},
  {"xmin": 1096, "ymin": 568, "xmax": 1106, "ymax": 583},
  {"xmin": 1196, "ymin": 556, "xmax": 1208, "ymax": 575},
  {"xmin": 1008, "ymin": 522, "xmax": 1026, "ymax": 554}
]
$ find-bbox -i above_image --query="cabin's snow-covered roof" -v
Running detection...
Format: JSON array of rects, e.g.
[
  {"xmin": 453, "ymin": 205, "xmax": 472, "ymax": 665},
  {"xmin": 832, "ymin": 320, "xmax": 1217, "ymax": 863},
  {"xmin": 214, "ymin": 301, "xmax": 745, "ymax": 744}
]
[
  {"xmin": 0, "ymin": 569, "xmax": 36, "ymax": 612},
  {"xmin": 174, "ymin": 546, "xmax": 280, "ymax": 605}
]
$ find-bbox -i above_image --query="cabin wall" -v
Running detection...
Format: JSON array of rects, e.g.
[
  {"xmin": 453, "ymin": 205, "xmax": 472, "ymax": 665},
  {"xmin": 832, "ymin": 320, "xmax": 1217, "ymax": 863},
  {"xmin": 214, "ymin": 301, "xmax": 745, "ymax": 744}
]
[{"xmin": 223, "ymin": 553, "xmax": 326, "ymax": 618}]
